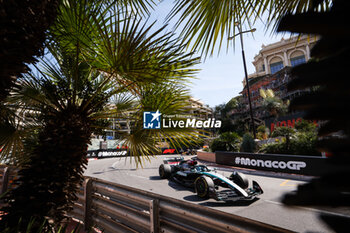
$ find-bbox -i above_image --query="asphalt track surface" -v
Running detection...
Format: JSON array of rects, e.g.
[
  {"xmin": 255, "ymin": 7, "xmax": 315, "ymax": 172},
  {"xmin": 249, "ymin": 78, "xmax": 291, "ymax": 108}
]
[{"xmin": 84, "ymin": 155, "xmax": 349, "ymax": 233}]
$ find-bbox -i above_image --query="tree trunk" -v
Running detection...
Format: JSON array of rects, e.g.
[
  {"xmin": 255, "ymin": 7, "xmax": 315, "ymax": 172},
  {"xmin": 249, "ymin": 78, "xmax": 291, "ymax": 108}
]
[{"xmin": 0, "ymin": 107, "xmax": 91, "ymax": 231}]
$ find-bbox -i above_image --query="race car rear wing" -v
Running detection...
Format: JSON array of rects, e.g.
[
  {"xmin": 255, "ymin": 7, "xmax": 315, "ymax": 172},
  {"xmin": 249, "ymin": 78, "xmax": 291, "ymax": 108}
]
[{"xmin": 163, "ymin": 156, "xmax": 184, "ymax": 165}]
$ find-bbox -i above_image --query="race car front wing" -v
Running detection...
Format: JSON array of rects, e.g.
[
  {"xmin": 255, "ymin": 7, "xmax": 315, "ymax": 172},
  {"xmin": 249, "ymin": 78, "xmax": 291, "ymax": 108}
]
[{"xmin": 211, "ymin": 181, "xmax": 263, "ymax": 202}]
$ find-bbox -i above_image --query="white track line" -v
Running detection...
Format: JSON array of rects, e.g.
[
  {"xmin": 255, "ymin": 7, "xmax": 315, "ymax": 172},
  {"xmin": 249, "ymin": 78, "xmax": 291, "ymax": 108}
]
[{"xmin": 264, "ymin": 200, "xmax": 350, "ymax": 218}]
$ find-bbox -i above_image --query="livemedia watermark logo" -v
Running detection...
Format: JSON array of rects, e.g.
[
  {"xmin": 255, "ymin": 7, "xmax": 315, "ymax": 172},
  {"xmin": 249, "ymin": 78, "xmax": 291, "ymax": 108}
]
[
  {"xmin": 143, "ymin": 110, "xmax": 162, "ymax": 129},
  {"xmin": 143, "ymin": 110, "xmax": 221, "ymax": 129}
]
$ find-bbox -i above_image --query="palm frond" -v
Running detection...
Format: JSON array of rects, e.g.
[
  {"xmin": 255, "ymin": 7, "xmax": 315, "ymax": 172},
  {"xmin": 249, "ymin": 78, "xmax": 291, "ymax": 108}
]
[
  {"xmin": 0, "ymin": 103, "xmax": 40, "ymax": 164},
  {"xmin": 105, "ymin": 0, "xmax": 155, "ymax": 16},
  {"xmin": 120, "ymin": 83, "xmax": 206, "ymax": 165},
  {"xmin": 86, "ymin": 10, "xmax": 200, "ymax": 85},
  {"xmin": 167, "ymin": 0, "xmax": 332, "ymax": 58}
]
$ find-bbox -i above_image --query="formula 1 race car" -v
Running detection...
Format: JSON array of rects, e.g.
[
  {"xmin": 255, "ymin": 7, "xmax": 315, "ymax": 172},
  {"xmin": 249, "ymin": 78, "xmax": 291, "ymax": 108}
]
[{"xmin": 159, "ymin": 157, "xmax": 263, "ymax": 202}]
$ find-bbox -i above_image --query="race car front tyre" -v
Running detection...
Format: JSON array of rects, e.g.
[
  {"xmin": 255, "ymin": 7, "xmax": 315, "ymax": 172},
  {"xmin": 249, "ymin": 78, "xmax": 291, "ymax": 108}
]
[
  {"xmin": 159, "ymin": 164, "xmax": 172, "ymax": 179},
  {"xmin": 230, "ymin": 171, "xmax": 249, "ymax": 189},
  {"xmin": 195, "ymin": 176, "xmax": 214, "ymax": 199}
]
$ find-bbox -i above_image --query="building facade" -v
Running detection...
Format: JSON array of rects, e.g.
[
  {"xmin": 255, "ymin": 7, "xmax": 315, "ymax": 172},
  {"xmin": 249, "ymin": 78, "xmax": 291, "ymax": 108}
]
[
  {"xmin": 239, "ymin": 35, "xmax": 318, "ymax": 124},
  {"xmin": 245, "ymin": 35, "xmax": 318, "ymax": 84},
  {"xmin": 187, "ymin": 97, "xmax": 213, "ymax": 120}
]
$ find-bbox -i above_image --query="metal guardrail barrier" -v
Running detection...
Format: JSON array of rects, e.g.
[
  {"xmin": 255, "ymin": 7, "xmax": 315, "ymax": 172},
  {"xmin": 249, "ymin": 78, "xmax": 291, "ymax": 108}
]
[
  {"xmin": 77, "ymin": 177, "xmax": 292, "ymax": 233},
  {"xmin": 0, "ymin": 167, "xmax": 293, "ymax": 233},
  {"xmin": 0, "ymin": 165, "xmax": 19, "ymax": 195}
]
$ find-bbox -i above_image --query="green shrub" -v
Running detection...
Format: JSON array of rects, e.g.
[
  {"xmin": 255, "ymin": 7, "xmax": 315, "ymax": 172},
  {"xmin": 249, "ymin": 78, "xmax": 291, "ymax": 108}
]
[
  {"xmin": 290, "ymin": 131, "xmax": 321, "ymax": 156},
  {"xmin": 211, "ymin": 139, "xmax": 227, "ymax": 152},
  {"xmin": 294, "ymin": 119, "xmax": 317, "ymax": 132},
  {"xmin": 259, "ymin": 131, "xmax": 321, "ymax": 156},
  {"xmin": 259, "ymin": 141, "xmax": 289, "ymax": 154},
  {"xmin": 210, "ymin": 132, "xmax": 241, "ymax": 152},
  {"xmin": 202, "ymin": 147, "xmax": 210, "ymax": 152},
  {"xmin": 240, "ymin": 133, "xmax": 256, "ymax": 152}
]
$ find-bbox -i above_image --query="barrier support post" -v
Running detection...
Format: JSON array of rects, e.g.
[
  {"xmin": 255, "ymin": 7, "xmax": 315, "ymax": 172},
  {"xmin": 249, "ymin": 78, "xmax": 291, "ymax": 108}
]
[
  {"xmin": 1, "ymin": 167, "xmax": 10, "ymax": 195},
  {"xmin": 150, "ymin": 199, "xmax": 159, "ymax": 233},
  {"xmin": 84, "ymin": 178, "xmax": 93, "ymax": 231}
]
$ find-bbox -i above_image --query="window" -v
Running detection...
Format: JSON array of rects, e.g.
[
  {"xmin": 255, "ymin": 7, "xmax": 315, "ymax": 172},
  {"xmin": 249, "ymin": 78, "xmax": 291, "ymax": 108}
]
[
  {"xmin": 270, "ymin": 61, "xmax": 284, "ymax": 74},
  {"xmin": 290, "ymin": 55, "xmax": 306, "ymax": 67}
]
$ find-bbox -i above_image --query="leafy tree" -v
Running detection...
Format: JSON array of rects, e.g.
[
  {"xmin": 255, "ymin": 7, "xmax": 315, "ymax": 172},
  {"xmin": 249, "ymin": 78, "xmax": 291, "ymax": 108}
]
[
  {"xmin": 214, "ymin": 97, "xmax": 242, "ymax": 134},
  {"xmin": 271, "ymin": 126, "xmax": 296, "ymax": 150},
  {"xmin": 256, "ymin": 125, "xmax": 269, "ymax": 140},
  {"xmin": 260, "ymin": 89, "xmax": 289, "ymax": 117},
  {"xmin": 0, "ymin": 1, "xmax": 202, "ymax": 230},
  {"xmin": 224, "ymin": 98, "xmax": 238, "ymax": 113}
]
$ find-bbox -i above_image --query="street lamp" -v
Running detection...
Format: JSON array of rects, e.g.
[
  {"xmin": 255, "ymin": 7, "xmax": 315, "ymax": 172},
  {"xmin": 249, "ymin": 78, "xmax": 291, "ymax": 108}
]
[{"xmin": 228, "ymin": 22, "xmax": 257, "ymax": 139}]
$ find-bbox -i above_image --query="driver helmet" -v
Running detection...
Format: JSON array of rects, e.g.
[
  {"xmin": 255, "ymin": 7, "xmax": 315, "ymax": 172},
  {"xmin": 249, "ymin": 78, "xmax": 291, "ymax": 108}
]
[{"xmin": 187, "ymin": 160, "xmax": 197, "ymax": 166}]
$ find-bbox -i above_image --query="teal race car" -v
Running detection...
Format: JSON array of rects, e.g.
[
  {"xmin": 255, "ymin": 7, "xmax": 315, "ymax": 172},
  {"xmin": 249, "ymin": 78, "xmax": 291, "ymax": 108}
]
[{"xmin": 159, "ymin": 157, "xmax": 263, "ymax": 202}]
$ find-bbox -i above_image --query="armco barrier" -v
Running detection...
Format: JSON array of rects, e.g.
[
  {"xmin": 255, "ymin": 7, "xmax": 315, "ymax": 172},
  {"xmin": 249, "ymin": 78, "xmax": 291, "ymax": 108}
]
[
  {"xmin": 72, "ymin": 177, "xmax": 292, "ymax": 233},
  {"xmin": 215, "ymin": 151, "xmax": 346, "ymax": 176},
  {"xmin": 0, "ymin": 166, "xmax": 292, "ymax": 233}
]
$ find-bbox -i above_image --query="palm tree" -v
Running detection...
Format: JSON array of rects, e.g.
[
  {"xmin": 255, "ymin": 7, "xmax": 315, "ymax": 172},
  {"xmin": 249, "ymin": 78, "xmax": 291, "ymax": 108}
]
[
  {"xmin": 260, "ymin": 89, "xmax": 288, "ymax": 117},
  {"xmin": 0, "ymin": 0, "xmax": 158, "ymax": 103},
  {"xmin": 167, "ymin": 0, "xmax": 331, "ymax": 57},
  {"xmin": 0, "ymin": 0, "xmax": 60, "ymax": 103},
  {"xmin": 0, "ymin": 1, "xmax": 202, "ymax": 230}
]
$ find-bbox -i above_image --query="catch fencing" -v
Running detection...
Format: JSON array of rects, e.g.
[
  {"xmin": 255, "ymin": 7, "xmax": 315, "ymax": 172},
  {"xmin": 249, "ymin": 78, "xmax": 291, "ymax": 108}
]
[{"xmin": 0, "ymin": 166, "xmax": 292, "ymax": 233}]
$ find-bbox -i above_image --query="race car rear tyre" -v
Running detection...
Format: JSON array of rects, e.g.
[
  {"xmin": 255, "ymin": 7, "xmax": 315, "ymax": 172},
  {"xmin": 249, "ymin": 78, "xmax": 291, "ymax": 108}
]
[
  {"xmin": 159, "ymin": 164, "xmax": 172, "ymax": 179},
  {"xmin": 230, "ymin": 171, "xmax": 249, "ymax": 189},
  {"xmin": 195, "ymin": 176, "xmax": 214, "ymax": 199}
]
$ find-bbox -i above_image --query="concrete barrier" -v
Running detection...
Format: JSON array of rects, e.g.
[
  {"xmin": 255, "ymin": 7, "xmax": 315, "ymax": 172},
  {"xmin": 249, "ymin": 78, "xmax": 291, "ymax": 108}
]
[
  {"xmin": 215, "ymin": 151, "xmax": 347, "ymax": 176},
  {"xmin": 197, "ymin": 150, "xmax": 216, "ymax": 163}
]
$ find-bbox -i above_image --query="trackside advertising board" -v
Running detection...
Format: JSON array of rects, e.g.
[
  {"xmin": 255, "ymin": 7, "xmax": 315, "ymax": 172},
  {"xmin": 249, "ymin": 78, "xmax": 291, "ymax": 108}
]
[
  {"xmin": 161, "ymin": 148, "xmax": 177, "ymax": 154},
  {"xmin": 87, "ymin": 149, "xmax": 128, "ymax": 159},
  {"xmin": 87, "ymin": 148, "xmax": 178, "ymax": 159},
  {"xmin": 215, "ymin": 151, "xmax": 343, "ymax": 176}
]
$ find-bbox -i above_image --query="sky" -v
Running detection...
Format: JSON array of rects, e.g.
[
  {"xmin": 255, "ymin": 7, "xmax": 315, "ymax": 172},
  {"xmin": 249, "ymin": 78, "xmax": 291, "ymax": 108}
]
[{"xmin": 148, "ymin": 1, "xmax": 288, "ymax": 108}]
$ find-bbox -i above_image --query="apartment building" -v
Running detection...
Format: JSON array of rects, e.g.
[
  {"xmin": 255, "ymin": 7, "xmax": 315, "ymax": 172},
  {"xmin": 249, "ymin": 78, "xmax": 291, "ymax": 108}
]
[{"xmin": 240, "ymin": 35, "xmax": 318, "ymax": 120}]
